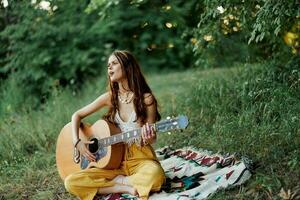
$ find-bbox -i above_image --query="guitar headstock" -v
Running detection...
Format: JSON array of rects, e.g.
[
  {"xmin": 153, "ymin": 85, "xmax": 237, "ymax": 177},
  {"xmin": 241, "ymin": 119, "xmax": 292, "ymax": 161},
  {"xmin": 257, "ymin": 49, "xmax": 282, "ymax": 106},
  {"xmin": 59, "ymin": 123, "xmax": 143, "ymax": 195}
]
[{"xmin": 156, "ymin": 115, "xmax": 189, "ymax": 133}]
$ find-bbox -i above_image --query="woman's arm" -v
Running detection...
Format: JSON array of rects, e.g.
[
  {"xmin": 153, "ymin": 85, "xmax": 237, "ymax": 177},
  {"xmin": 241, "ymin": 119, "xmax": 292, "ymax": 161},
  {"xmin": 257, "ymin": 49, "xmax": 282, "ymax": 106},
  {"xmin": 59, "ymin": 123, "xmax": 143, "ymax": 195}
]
[
  {"xmin": 72, "ymin": 92, "xmax": 111, "ymax": 161},
  {"xmin": 141, "ymin": 93, "xmax": 157, "ymax": 145}
]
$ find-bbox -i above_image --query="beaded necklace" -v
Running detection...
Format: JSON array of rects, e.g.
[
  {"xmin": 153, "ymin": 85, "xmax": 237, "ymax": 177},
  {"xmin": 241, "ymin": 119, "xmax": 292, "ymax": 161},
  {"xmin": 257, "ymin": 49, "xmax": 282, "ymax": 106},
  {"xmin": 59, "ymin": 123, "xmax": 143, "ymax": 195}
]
[{"xmin": 118, "ymin": 91, "xmax": 134, "ymax": 104}]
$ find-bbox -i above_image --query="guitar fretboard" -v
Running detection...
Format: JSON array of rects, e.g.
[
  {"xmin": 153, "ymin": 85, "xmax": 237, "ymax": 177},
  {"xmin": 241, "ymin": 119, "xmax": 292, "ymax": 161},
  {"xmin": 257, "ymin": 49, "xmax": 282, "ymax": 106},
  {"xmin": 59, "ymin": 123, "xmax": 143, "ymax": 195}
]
[
  {"xmin": 96, "ymin": 116, "xmax": 187, "ymax": 148},
  {"xmin": 99, "ymin": 127, "xmax": 144, "ymax": 147}
]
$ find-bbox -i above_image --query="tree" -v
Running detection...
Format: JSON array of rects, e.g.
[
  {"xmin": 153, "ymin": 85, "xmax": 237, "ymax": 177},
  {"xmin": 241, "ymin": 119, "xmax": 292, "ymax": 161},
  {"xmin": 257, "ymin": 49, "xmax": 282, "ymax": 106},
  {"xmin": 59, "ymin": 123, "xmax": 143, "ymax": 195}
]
[
  {"xmin": 192, "ymin": 0, "xmax": 299, "ymax": 68},
  {"xmin": 0, "ymin": 0, "xmax": 107, "ymax": 100},
  {"xmin": 0, "ymin": 0, "xmax": 201, "ymax": 102}
]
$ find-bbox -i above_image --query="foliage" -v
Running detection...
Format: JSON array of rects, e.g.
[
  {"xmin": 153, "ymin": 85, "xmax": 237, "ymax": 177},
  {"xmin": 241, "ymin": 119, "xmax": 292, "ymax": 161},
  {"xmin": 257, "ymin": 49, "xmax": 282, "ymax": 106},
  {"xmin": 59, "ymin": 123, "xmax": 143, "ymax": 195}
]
[
  {"xmin": 1, "ymin": 0, "xmax": 298, "ymax": 102},
  {"xmin": 192, "ymin": 0, "xmax": 299, "ymax": 68},
  {"xmin": 0, "ymin": 0, "xmax": 111, "ymax": 101},
  {"xmin": 0, "ymin": 0, "xmax": 199, "ymax": 102},
  {"xmin": 86, "ymin": 0, "xmax": 201, "ymax": 71}
]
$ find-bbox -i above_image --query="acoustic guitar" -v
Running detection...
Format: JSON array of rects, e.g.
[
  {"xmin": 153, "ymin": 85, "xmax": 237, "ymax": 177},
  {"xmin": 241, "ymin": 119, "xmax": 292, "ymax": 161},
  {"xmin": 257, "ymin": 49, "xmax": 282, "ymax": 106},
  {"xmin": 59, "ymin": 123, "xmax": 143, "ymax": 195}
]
[{"xmin": 56, "ymin": 115, "xmax": 188, "ymax": 180}]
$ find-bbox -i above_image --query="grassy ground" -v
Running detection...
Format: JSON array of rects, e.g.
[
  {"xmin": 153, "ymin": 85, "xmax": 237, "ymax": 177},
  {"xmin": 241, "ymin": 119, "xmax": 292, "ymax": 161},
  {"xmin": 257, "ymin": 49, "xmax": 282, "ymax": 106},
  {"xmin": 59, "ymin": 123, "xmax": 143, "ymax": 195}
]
[{"xmin": 0, "ymin": 65, "xmax": 299, "ymax": 199}]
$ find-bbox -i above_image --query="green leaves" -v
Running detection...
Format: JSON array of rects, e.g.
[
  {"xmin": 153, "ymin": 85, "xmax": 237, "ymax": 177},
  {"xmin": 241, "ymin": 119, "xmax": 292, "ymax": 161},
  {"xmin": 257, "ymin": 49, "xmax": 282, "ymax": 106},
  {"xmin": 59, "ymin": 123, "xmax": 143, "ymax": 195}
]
[
  {"xmin": 0, "ymin": 1, "xmax": 107, "ymax": 99},
  {"xmin": 192, "ymin": 0, "xmax": 299, "ymax": 68},
  {"xmin": 0, "ymin": 0, "xmax": 201, "ymax": 102},
  {"xmin": 0, "ymin": 0, "xmax": 298, "ymax": 104}
]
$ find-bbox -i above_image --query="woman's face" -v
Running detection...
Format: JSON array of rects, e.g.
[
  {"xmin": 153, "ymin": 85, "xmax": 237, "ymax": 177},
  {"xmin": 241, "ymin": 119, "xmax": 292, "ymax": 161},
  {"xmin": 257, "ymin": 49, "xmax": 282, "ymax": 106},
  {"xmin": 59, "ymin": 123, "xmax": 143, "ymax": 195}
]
[{"xmin": 107, "ymin": 55, "xmax": 124, "ymax": 82}]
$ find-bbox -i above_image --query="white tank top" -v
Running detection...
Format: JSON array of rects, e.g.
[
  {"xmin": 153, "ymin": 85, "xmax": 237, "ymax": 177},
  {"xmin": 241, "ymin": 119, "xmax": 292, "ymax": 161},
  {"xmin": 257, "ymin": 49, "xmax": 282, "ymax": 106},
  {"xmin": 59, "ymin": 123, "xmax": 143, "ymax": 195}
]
[
  {"xmin": 114, "ymin": 110, "xmax": 140, "ymax": 132},
  {"xmin": 115, "ymin": 111, "xmax": 141, "ymax": 146}
]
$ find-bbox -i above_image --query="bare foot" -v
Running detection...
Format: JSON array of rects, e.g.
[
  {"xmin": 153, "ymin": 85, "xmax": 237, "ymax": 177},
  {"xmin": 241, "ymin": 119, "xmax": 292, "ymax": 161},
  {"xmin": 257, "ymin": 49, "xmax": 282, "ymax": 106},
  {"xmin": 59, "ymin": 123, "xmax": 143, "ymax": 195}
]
[
  {"xmin": 109, "ymin": 175, "xmax": 139, "ymax": 196},
  {"xmin": 98, "ymin": 184, "xmax": 139, "ymax": 197},
  {"xmin": 118, "ymin": 184, "xmax": 139, "ymax": 196},
  {"xmin": 113, "ymin": 175, "xmax": 125, "ymax": 185},
  {"xmin": 113, "ymin": 175, "xmax": 132, "ymax": 185}
]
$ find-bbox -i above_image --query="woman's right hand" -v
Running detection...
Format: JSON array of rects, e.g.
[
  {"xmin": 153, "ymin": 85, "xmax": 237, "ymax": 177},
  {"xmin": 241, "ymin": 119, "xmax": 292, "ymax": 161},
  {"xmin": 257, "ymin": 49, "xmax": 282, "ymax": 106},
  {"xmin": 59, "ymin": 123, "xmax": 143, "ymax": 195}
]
[{"xmin": 76, "ymin": 140, "xmax": 96, "ymax": 162}]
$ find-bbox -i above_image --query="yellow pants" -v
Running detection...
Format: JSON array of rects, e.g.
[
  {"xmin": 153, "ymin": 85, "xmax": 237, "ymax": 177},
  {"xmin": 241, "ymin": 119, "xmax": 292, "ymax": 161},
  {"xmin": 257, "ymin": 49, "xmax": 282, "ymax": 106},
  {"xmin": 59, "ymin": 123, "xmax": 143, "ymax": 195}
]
[{"xmin": 64, "ymin": 144, "xmax": 165, "ymax": 200}]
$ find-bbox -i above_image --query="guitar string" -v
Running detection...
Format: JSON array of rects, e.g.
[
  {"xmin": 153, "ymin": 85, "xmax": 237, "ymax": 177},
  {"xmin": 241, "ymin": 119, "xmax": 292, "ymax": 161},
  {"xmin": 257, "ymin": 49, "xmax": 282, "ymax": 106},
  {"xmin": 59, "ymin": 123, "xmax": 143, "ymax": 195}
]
[{"xmin": 97, "ymin": 120, "xmax": 170, "ymax": 148}]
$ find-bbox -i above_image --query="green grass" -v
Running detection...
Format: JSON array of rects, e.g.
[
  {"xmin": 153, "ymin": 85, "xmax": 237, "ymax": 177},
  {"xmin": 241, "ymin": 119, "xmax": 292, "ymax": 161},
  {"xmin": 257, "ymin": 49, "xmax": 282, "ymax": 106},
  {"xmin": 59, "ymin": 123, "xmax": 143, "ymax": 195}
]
[{"xmin": 0, "ymin": 64, "xmax": 299, "ymax": 199}]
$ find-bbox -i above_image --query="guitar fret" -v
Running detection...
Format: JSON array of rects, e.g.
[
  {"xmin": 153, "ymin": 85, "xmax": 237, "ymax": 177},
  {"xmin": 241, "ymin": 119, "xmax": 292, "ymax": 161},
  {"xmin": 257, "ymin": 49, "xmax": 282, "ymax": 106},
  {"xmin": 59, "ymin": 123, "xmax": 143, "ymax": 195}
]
[{"xmin": 111, "ymin": 120, "xmax": 177, "ymax": 145}]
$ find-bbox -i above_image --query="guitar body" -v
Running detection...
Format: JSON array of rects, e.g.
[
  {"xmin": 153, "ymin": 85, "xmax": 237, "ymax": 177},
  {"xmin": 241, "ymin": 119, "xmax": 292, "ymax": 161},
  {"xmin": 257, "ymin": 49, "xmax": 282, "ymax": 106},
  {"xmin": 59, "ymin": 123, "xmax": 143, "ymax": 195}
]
[{"xmin": 56, "ymin": 120, "xmax": 124, "ymax": 180}]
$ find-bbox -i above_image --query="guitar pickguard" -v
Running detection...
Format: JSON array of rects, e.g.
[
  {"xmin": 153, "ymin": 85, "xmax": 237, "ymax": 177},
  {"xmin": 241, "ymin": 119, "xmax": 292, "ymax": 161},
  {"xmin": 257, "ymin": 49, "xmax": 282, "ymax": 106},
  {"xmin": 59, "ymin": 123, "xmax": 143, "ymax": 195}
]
[{"xmin": 80, "ymin": 147, "xmax": 108, "ymax": 169}]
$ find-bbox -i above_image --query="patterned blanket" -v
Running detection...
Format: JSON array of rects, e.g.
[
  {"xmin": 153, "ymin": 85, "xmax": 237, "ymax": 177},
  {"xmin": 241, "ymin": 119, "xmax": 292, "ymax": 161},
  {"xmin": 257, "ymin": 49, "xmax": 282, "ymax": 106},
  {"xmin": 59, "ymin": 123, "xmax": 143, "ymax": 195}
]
[{"xmin": 96, "ymin": 146, "xmax": 253, "ymax": 200}]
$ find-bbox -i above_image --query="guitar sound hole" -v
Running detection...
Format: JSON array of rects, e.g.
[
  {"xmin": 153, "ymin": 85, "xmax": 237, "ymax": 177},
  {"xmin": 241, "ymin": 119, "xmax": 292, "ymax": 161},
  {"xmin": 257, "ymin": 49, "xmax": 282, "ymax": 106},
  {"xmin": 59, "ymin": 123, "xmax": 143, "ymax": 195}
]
[{"xmin": 88, "ymin": 138, "xmax": 99, "ymax": 153}]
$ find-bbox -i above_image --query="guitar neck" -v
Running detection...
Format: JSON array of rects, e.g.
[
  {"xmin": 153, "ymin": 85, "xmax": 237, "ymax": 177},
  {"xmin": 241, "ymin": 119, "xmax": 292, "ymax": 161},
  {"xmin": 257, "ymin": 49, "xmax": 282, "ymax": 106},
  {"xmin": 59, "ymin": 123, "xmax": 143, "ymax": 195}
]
[
  {"xmin": 98, "ymin": 126, "xmax": 144, "ymax": 147},
  {"xmin": 97, "ymin": 115, "xmax": 188, "ymax": 147}
]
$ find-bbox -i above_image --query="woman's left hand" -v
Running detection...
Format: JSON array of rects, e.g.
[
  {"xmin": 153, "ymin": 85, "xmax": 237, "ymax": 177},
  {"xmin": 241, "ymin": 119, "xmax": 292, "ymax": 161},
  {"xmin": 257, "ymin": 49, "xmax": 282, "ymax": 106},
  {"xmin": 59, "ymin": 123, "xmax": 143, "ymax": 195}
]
[{"xmin": 141, "ymin": 122, "xmax": 156, "ymax": 145}]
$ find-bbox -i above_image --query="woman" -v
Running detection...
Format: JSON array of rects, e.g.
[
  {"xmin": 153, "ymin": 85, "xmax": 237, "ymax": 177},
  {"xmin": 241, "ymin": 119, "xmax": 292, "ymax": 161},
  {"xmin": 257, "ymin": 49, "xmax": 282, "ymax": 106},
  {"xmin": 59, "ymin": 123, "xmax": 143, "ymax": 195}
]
[{"xmin": 64, "ymin": 50, "xmax": 166, "ymax": 200}]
